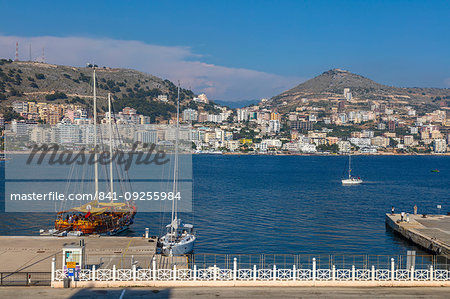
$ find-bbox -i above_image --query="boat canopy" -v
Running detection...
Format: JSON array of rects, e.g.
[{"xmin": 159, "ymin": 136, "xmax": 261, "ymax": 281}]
[{"xmin": 58, "ymin": 201, "xmax": 134, "ymax": 214}]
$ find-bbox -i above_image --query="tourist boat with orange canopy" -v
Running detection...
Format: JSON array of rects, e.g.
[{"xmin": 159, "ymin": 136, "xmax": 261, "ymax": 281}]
[
  {"xmin": 54, "ymin": 201, "xmax": 136, "ymax": 235},
  {"xmin": 42, "ymin": 70, "xmax": 136, "ymax": 236}
]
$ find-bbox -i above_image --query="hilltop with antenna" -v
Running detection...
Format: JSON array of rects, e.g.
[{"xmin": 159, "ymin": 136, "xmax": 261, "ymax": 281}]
[
  {"xmin": 0, "ymin": 60, "xmax": 224, "ymax": 122},
  {"xmin": 14, "ymin": 41, "xmax": 45, "ymax": 63}
]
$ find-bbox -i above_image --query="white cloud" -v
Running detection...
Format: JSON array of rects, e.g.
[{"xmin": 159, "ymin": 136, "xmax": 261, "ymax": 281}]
[{"xmin": 0, "ymin": 35, "xmax": 304, "ymax": 102}]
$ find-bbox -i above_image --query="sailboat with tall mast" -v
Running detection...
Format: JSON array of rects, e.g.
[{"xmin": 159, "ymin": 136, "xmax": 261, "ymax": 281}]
[
  {"xmin": 52, "ymin": 70, "xmax": 136, "ymax": 235},
  {"xmin": 158, "ymin": 83, "xmax": 195, "ymax": 255},
  {"xmin": 341, "ymin": 154, "xmax": 363, "ymax": 185}
]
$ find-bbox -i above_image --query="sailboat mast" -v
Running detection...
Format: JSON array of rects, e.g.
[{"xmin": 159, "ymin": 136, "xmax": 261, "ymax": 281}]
[
  {"xmin": 170, "ymin": 82, "xmax": 180, "ymax": 236},
  {"xmin": 108, "ymin": 93, "xmax": 114, "ymax": 200},
  {"xmin": 348, "ymin": 154, "xmax": 351, "ymax": 179},
  {"xmin": 174, "ymin": 82, "xmax": 180, "ymax": 222},
  {"xmin": 93, "ymin": 70, "xmax": 99, "ymax": 200}
]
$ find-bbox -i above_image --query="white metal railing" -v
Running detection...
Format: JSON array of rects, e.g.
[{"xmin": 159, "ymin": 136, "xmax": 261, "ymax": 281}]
[{"xmin": 52, "ymin": 257, "xmax": 450, "ymax": 282}]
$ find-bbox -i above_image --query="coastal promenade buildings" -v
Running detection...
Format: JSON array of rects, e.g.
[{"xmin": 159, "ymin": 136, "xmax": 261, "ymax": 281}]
[{"xmin": 3, "ymin": 92, "xmax": 450, "ymax": 154}]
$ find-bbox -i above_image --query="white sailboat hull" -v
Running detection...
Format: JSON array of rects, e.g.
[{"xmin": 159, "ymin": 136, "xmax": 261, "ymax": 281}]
[
  {"xmin": 159, "ymin": 85, "xmax": 196, "ymax": 256},
  {"xmin": 342, "ymin": 178, "xmax": 363, "ymax": 185},
  {"xmin": 161, "ymin": 234, "xmax": 195, "ymax": 255}
]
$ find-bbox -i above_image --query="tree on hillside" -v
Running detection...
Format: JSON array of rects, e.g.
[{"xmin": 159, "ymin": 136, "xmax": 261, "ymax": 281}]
[
  {"xmin": 114, "ymin": 97, "xmax": 176, "ymax": 122},
  {"xmin": 45, "ymin": 92, "xmax": 67, "ymax": 101}
]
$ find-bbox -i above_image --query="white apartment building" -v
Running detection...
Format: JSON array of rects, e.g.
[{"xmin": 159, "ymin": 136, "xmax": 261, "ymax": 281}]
[
  {"xmin": 11, "ymin": 119, "xmax": 29, "ymax": 136},
  {"xmin": 134, "ymin": 130, "xmax": 157, "ymax": 144},
  {"xmin": 349, "ymin": 137, "xmax": 371, "ymax": 147},
  {"xmin": 262, "ymin": 139, "xmax": 282, "ymax": 149},
  {"xmin": 183, "ymin": 109, "xmax": 198, "ymax": 122},
  {"xmin": 207, "ymin": 114, "xmax": 223, "ymax": 123},
  {"xmin": 57, "ymin": 119, "xmax": 80, "ymax": 144},
  {"xmin": 433, "ymin": 139, "xmax": 447, "ymax": 153},
  {"xmin": 337, "ymin": 140, "xmax": 351, "ymax": 153},
  {"xmin": 12, "ymin": 101, "xmax": 28, "ymax": 114},
  {"xmin": 236, "ymin": 108, "xmax": 249, "ymax": 122},
  {"xmin": 299, "ymin": 143, "xmax": 317, "ymax": 153},
  {"xmin": 226, "ymin": 140, "xmax": 240, "ymax": 152},
  {"xmin": 268, "ymin": 119, "xmax": 280, "ymax": 133}
]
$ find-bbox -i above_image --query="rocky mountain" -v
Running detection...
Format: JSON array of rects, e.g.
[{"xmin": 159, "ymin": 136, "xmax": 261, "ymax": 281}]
[{"xmin": 269, "ymin": 68, "xmax": 450, "ymax": 109}]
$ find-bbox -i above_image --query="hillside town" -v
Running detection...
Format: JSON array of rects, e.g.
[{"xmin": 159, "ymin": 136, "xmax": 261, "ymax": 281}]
[{"xmin": 3, "ymin": 86, "xmax": 450, "ymax": 155}]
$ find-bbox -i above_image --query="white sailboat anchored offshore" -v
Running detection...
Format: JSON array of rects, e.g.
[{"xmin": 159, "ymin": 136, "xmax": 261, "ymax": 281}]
[
  {"xmin": 158, "ymin": 83, "xmax": 195, "ymax": 255},
  {"xmin": 341, "ymin": 154, "xmax": 363, "ymax": 185}
]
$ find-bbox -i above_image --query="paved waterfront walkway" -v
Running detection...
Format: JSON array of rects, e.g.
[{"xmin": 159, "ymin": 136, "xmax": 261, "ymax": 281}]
[
  {"xmin": 415, "ymin": 217, "xmax": 450, "ymax": 248},
  {"xmin": 385, "ymin": 214, "xmax": 450, "ymax": 255},
  {"xmin": 0, "ymin": 287, "xmax": 450, "ymax": 298},
  {"xmin": 0, "ymin": 236, "xmax": 185, "ymax": 272}
]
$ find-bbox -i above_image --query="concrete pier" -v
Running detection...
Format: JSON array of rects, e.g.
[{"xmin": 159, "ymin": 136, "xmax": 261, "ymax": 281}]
[
  {"xmin": 0, "ymin": 236, "xmax": 186, "ymax": 272},
  {"xmin": 385, "ymin": 213, "xmax": 450, "ymax": 255}
]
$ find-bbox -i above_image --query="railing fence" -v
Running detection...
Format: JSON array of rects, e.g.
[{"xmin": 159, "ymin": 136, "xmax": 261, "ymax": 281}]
[
  {"xmin": 0, "ymin": 272, "xmax": 51, "ymax": 286},
  {"xmin": 52, "ymin": 254, "xmax": 450, "ymax": 283}
]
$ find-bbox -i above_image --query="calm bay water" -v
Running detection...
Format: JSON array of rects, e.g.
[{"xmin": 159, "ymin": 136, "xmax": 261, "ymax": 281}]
[{"xmin": 0, "ymin": 155, "xmax": 448, "ymax": 255}]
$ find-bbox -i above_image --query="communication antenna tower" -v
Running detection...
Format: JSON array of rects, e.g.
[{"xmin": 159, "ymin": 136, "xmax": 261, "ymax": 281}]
[{"xmin": 15, "ymin": 42, "xmax": 19, "ymax": 61}]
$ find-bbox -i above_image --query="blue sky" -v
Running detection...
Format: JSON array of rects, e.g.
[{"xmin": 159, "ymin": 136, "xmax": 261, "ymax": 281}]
[{"xmin": 0, "ymin": 0, "xmax": 449, "ymax": 101}]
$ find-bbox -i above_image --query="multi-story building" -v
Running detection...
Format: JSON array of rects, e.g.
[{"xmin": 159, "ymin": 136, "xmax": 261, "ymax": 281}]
[
  {"xmin": 299, "ymin": 143, "xmax": 317, "ymax": 153},
  {"xmin": 12, "ymin": 101, "xmax": 28, "ymax": 114},
  {"xmin": 236, "ymin": 108, "xmax": 249, "ymax": 122},
  {"xmin": 338, "ymin": 100, "xmax": 345, "ymax": 112},
  {"xmin": 28, "ymin": 102, "xmax": 38, "ymax": 114},
  {"xmin": 326, "ymin": 136, "xmax": 339, "ymax": 145},
  {"xmin": 261, "ymin": 139, "xmax": 282, "ymax": 149},
  {"xmin": 134, "ymin": 129, "xmax": 157, "ymax": 144},
  {"xmin": 268, "ymin": 120, "xmax": 280, "ymax": 133},
  {"xmin": 337, "ymin": 140, "xmax": 351, "ymax": 153},
  {"xmin": 344, "ymin": 88, "xmax": 352, "ymax": 101},
  {"xmin": 403, "ymin": 135, "xmax": 414, "ymax": 146},
  {"xmin": 349, "ymin": 137, "xmax": 371, "ymax": 148},
  {"xmin": 409, "ymin": 126, "xmax": 419, "ymax": 134},
  {"xmin": 283, "ymin": 142, "xmax": 299, "ymax": 152},
  {"xmin": 198, "ymin": 112, "xmax": 208, "ymax": 123},
  {"xmin": 431, "ymin": 130, "xmax": 442, "ymax": 139},
  {"xmin": 290, "ymin": 120, "xmax": 313, "ymax": 131},
  {"xmin": 270, "ymin": 112, "xmax": 281, "ymax": 121},
  {"xmin": 371, "ymin": 136, "xmax": 389, "ymax": 147},
  {"xmin": 11, "ymin": 119, "xmax": 29, "ymax": 136},
  {"xmin": 433, "ymin": 139, "xmax": 447, "ymax": 153},
  {"xmin": 388, "ymin": 120, "xmax": 396, "ymax": 132},
  {"xmin": 57, "ymin": 119, "xmax": 80, "ymax": 144},
  {"xmin": 182, "ymin": 108, "xmax": 198, "ymax": 122},
  {"xmin": 207, "ymin": 114, "xmax": 223, "ymax": 123}
]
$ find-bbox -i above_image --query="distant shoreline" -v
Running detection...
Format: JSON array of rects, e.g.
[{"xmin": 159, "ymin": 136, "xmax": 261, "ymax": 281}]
[
  {"xmin": 3, "ymin": 151, "xmax": 450, "ymax": 156},
  {"xmin": 202, "ymin": 152, "xmax": 450, "ymax": 156}
]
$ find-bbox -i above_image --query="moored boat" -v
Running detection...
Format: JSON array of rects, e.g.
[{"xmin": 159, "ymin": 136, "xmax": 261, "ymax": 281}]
[
  {"xmin": 158, "ymin": 83, "xmax": 195, "ymax": 255},
  {"xmin": 342, "ymin": 154, "xmax": 363, "ymax": 185},
  {"xmin": 47, "ymin": 70, "xmax": 136, "ymax": 236}
]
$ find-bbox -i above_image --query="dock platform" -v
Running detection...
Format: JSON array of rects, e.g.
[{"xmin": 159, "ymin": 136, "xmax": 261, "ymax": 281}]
[
  {"xmin": 385, "ymin": 213, "xmax": 450, "ymax": 255},
  {"xmin": 0, "ymin": 236, "xmax": 187, "ymax": 272}
]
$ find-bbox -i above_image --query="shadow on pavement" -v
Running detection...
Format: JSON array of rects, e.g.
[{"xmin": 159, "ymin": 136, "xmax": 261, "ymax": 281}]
[{"xmin": 70, "ymin": 288, "xmax": 172, "ymax": 299}]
